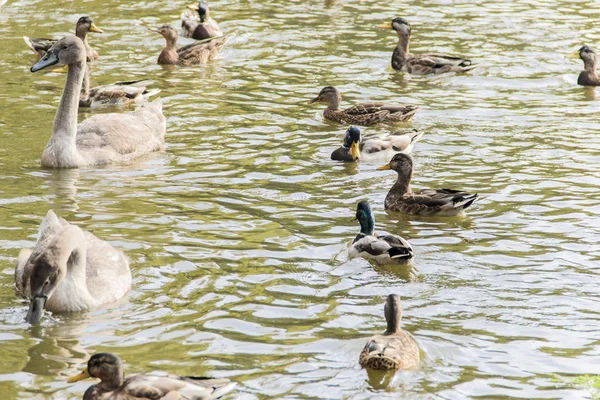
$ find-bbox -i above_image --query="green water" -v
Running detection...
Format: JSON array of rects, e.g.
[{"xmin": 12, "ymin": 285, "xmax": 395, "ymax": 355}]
[{"xmin": 1, "ymin": 0, "xmax": 599, "ymax": 399}]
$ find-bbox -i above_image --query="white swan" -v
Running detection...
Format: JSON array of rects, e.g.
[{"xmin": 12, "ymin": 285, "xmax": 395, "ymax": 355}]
[
  {"xmin": 30, "ymin": 35, "xmax": 166, "ymax": 168},
  {"xmin": 15, "ymin": 210, "xmax": 131, "ymax": 323}
]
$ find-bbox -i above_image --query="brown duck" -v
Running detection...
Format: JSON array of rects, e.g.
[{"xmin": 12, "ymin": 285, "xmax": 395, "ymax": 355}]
[
  {"xmin": 378, "ymin": 153, "xmax": 478, "ymax": 216},
  {"xmin": 181, "ymin": 1, "xmax": 223, "ymax": 40},
  {"xmin": 568, "ymin": 45, "xmax": 600, "ymax": 86},
  {"xmin": 359, "ymin": 294, "xmax": 420, "ymax": 370},
  {"xmin": 151, "ymin": 24, "xmax": 227, "ymax": 66},
  {"xmin": 67, "ymin": 353, "xmax": 237, "ymax": 399},
  {"xmin": 24, "ymin": 16, "xmax": 103, "ymax": 62},
  {"xmin": 379, "ymin": 18, "xmax": 476, "ymax": 75},
  {"xmin": 309, "ymin": 86, "xmax": 418, "ymax": 126}
]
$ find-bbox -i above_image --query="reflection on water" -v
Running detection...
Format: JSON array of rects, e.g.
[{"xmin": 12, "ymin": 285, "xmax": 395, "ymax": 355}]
[{"xmin": 1, "ymin": 0, "xmax": 600, "ymax": 399}]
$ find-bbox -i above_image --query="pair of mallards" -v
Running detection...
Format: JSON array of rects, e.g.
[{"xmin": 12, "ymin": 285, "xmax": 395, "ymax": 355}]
[{"xmin": 150, "ymin": 1, "xmax": 227, "ymax": 66}]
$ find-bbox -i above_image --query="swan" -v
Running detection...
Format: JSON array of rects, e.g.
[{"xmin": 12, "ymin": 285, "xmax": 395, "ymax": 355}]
[
  {"xmin": 15, "ymin": 210, "xmax": 131, "ymax": 324},
  {"xmin": 30, "ymin": 35, "xmax": 166, "ymax": 168}
]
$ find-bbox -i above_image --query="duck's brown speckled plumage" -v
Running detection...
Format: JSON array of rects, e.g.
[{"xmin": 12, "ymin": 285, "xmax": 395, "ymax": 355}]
[
  {"xmin": 381, "ymin": 18, "xmax": 476, "ymax": 75},
  {"xmin": 568, "ymin": 45, "xmax": 600, "ymax": 86},
  {"xmin": 24, "ymin": 16, "xmax": 102, "ymax": 62},
  {"xmin": 152, "ymin": 24, "xmax": 227, "ymax": 66},
  {"xmin": 359, "ymin": 295, "xmax": 419, "ymax": 370},
  {"xmin": 378, "ymin": 153, "xmax": 478, "ymax": 216},
  {"xmin": 309, "ymin": 86, "xmax": 418, "ymax": 126},
  {"xmin": 68, "ymin": 353, "xmax": 237, "ymax": 400}
]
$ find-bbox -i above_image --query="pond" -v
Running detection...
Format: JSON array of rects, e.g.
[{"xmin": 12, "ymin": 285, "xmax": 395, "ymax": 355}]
[{"xmin": 0, "ymin": 0, "xmax": 599, "ymax": 398}]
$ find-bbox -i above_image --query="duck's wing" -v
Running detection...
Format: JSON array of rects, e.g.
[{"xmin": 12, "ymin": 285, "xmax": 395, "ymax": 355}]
[
  {"xmin": 87, "ymin": 80, "xmax": 160, "ymax": 107},
  {"xmin": 408, "ymin": 188, "xmax": 478, "ymax": 213},
  {"xmin": 351, "ymin": 235, "xmax": 393, "ymax": 257},
  {"xmin": 344, "ymin": 102, "xmax": 418, "ymax": 124},
  {"xmin": 177, "ymin": 35, "xmax": 228, "ymax": 65},
  {"xmin": 123, "ymin": 373, "xmax": 236, "ymax": 399},
  {"xmin": 408, "ymin": 54, "xmax": 476, "ymax": 75},
  {"xmin": 360, "ymin": 333, "xmax": 419, "ymax": 370},
  {"xmin": 377, "ymin": 234, "xmax": 414, "ymax": 260},
  {"xmin": 23, "ymin": 36, "xmax": 56, "ymax": 55}
]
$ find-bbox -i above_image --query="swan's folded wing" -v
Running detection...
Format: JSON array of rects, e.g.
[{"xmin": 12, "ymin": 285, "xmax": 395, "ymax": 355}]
[{"xmin": 15, "ymin": 249, "xmax": 33, "ymax": 298}]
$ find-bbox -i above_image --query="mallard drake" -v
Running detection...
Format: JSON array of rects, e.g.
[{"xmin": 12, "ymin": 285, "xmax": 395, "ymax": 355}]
[
  {"xmin": 181, "ymin": 1, "xmax": 223, "ymax": 40},
  {"xmin": 151, "ymin": 24, "xmax": 227, "ymax": 66},
  {"xmin": 331, "ymin": 126, "xmax": 423, "ymax": 162},
  {"xmin": 379, "ymin": 18, "xmax": 476, "ymax": 75},
  {"xmin": 378, "ymin": 153, "xmax": 478, "ymax": 216},
  {"xmin": 24, "ymin": 16, "xmax": 103, "ymax": 62},
  {"xmin": 359, "ymin": 295, "xmax": 419, "ymax": 370},
  {"xmin": 14, "ymin": 210, "xmax": 131, "ymax": 324},
  {"xmin": 349, "ymin": 201, "xmax": 414, "ymax": 265},
  {"xmin": 67, "ymin": 353, "xmax": 237, "ymax": 400},
  {"xmin": 30, "ymin": 36, "xmax": 166, "ymax": 168},
  {"xmin": 568, "ymin": 45, "xmax": 600, "ymax": 86},
  {"xmin": 309, "ymin": 86, "xmax": 418, "ymax": 126}
]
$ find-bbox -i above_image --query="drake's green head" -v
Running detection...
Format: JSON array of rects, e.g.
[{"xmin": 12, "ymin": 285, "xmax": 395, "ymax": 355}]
[{"xmin": 354, "ymin": 200, "xmax": 375, "ymax": 236}]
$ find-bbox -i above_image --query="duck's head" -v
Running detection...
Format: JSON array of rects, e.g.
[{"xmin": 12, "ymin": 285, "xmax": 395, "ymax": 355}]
[
  {"xmin": 354, "ymin": 200, "xmax": 375, "ymax": 236},
  {"xmin": 31, "ymin": 36, "xmax": 85, "ymax": 73},
  {"xmin": 76, "ymin": 16, "xmax": 103, "ymax": 35},
  {"xmin": 343, "ymin": 126, "xmax": 362, "ymax": 160},
  {"xmin": 377, "ymin": 153, "xmax": 413, "ymax": 176},
  {"xmin": 188, "ymin": 1, "xmax": 210, "ymax": 22},
  {"xmin": 568, "ymin": 45, "xmax": 597, "ymax": 65},
  {"xmin": 68, "ymin": 353, "xmax": 124, "ymax": 386},
  {"xmin": 149, "ymin": 24, "xmax": 179, "ymax": 42},
  {"xmin": 379, "ymin": 17, "xmax": 411, "ymax": 37},
  {"xmin": 308, "ymin": 86, "xmax": 342, "ymax": 106},
  {"xmin": 384, "ymin": 294, "xmax": 403, "ymax": 332}
]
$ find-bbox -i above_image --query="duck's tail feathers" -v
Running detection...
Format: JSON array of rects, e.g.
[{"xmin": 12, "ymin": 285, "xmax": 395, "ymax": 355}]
[
  {"xmin": 409, "ymin": 129, "xmax": 424, "ymax": 144},
  {"xmin": 461, "ymin": 64, "xmax": 479, "ymax": 72},
  {"xmin": 138, "ymin": 88, "xmax": 161, "ymax": 103},
  {"xmin": 211, "ymin": 382, "xmax": 238, "ymax": 398},
  {"xmin": 388, "ymin": 247, "xmax": 414, "ymax": 259},
  {"xmin": 455, "ymin": 193, "xmax": 478, "ymax": 209},
  {"xmin": 23, "ymin": 36, "xmax": 35, "ymax": 52}
]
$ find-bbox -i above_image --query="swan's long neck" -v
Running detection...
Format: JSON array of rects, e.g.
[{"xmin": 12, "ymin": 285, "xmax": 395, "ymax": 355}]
[
  {"xmin": 81, "ymin": 65, "xmax": 90, "ymax": 101},
  {"xmin": 49, "ymin": 61, "xmax": 84, "ymax": 154}
]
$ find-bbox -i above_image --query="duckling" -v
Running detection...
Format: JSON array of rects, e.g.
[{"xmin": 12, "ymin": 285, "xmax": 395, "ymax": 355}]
[
  {"xmin": 568, "ymin": 45, "xmax": 600, "ymax": 86},
  {"xmin": 359, "ymin": 294, "xmax": 420, "ymax": 370},
  {"xmin": 349, "ymin": 201, "xmax": 414, "ymax": 265},
  {"xmin": 378, "ymin": 153, "xmax": 478, "ymax": 216},
  {"xmin": 15, "ymin": 210, "xmax": 131, "ymax": 324},
  {"xmin": 67, "ymin": 353, "xmax": 237, "ymax": 400},
  {"xmin": 151, "ymin": 24, "xmax": 227, "ymax": 66},
  {"xmin": 331, "ymin": 126, "xmax": 423, "ymax": 162},
  {"xmin": 24, "ymin": 16, "xmax": 103, "ymax": 62},
  {"xmin": 309, "ymin": 86, "xmax": 418, "ymax": 126},
  {"xmin": 379, "ymin": 18, "xmax": 476, "ymax": 75},
  {"xmin": 181, "ymin": 1, "xmax": 223, "ymax": 40}
]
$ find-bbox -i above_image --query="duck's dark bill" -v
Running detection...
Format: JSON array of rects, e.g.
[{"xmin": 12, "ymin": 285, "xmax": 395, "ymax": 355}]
[
  {"xmin": 31, "ymin": 52, "xmax": 60, "ymax": 72},
  {"xmin": 25, "ymin": 295, "xmax": 46, "ymax": 324}
]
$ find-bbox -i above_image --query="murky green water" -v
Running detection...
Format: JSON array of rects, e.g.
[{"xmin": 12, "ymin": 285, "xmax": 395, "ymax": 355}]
[{"xmin": 1, "ymin": 0, "xmax": 600, "ymax": 398}]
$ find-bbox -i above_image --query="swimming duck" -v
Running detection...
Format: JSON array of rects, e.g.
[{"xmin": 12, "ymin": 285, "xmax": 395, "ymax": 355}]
[
  {"xmin": 331, "ymin": 126, "xmax": 423, "ymax": 162},
  {"xmin": 359, "ymin": 294, "xmax": 420, "ymax": 370},
  {"xmin": 67, "ymin": 353, "xmax": 237, "ymax": 400},
  {"xmin": 14, "ymin": 210, "xmax": 131, "ymax": 324},
  {"xmin": 30, "ymin": 36, "xmax": 166, "ymax": 168},
  {"xmin": 309, "ymin": 86, "xmax": 419, "ymax": 126},
  {"xmin": 379, "ymin": 18, "xmax": 476, "ymax": 75},
  {"xmin": 24, "ymin": 16, "xmax": 103, "ymax": 62},
  {"xmin": 568, "ymin": 45, "xmax": 600, "ymax": 86},
  {"xmin": 349, "ymin": 201, "xmax": 414, "ymax": 265},
  {"xmin": 181, "ymin": 1, "xmax": 223, "ymax": 40},
  {"xmin": 378, "ymin": 153, "xmax": 478, "ymax": 216},
  {"xmin": 151, "ymin": 24, "xmax": 227, "ymax": 66}
]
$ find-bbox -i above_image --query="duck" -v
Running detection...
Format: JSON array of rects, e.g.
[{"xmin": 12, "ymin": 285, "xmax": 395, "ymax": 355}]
[
  {"xmin": 568, "ymin": 45, "xmax": 600, "ymax": 86},
  {"xmin": 308, "ymin": 86, "xmax": 419, "ymax": 126},
  {"xmin": 379, "ymin": 18, "xmax": 476, "ymax": 75},
  {"xmin": 24, "ymin": 16, "xmax": 103, "ymax": 62},
  {"xmin": 80, "ymin": 67, "xmax": 160, "ymax": 108},
  {"xmin": 359, "ymin": 294, "xmax": 420, "ymax": 370},
  {"xmin": 349, "ymin": 201, "xmax": 414, "ymax": 265},
  {"xmin": 331, "ymin": 126, "xmax": 423, "ymax": 162},
  {"xmin": 181, "ymin": 1, "xmax": 223, "ymax": 40},
  {"xmin": 151, "ymin": 24, "xmax": 227, "ymax": 66},
  {"xmin": 30, "ymin": 36, "xmax": 166, "ymax": 168},
  {"xmin": 67, "ymin": 353, "xmax": 237, "ymax": 400},
  {"xmin": 378, "ymin": 153, "xmax": 478, "ymax": 216},
  {"xmin": 14, "ymin": 210, "xmax": 131, "ymax": 324}
]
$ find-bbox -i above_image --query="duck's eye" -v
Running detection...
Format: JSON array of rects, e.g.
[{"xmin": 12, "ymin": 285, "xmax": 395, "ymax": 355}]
[{"xmin": 62, "ymin": 46, "xmax": 68, "ymax": 50}]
